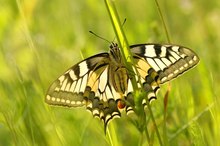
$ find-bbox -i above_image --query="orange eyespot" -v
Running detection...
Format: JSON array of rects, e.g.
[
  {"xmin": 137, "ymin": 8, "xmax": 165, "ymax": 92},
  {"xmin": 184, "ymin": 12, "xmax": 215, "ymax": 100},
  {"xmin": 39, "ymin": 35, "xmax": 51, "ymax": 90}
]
[{"xmin": 117, "ymin": 100, "xmax": 126, "ymax": 109}]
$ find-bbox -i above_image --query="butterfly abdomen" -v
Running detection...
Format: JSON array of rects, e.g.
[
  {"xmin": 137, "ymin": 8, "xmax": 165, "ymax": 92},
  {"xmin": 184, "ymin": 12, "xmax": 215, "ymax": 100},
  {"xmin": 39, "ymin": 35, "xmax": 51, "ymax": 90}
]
[{"xmin": 109, "ymin": 65, "xmax": 128, "ymax": 95}]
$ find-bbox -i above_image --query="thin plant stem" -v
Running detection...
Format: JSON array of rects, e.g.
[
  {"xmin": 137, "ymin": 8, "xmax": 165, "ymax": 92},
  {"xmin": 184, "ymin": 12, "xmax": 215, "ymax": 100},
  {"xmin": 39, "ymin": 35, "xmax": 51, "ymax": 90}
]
[
  {"xmin": 144, "ymin": 125, "xmax": 151, "ymax": 145},
  {"xmin": 154, "ymin": 0, "xmax": 171, "ymax": 43},
  {"xmin": 106, "ymin": 127, "xmax": 114, "ymax": 146},
  {"xmin": 154, "ymin": 1, "xmax": 173, "ymax": 145},
  {"xmin": 145, "ymin": 98, "xmax": 163, "ymax": 145}
]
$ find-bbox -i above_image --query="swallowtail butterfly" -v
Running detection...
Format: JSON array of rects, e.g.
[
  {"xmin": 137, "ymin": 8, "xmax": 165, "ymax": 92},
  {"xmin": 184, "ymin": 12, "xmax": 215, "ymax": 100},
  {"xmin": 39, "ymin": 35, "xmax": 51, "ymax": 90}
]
[{"xmin": 46, "ymin": 43, "xmax": 199, "ymax": 130}]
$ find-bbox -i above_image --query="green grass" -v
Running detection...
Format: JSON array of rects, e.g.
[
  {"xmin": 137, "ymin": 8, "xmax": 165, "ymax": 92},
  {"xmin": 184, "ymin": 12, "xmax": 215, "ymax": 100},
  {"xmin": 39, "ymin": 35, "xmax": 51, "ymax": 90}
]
[{"xmin": 0, "ymin": 0, "xmax": 220, "ymax": 145}]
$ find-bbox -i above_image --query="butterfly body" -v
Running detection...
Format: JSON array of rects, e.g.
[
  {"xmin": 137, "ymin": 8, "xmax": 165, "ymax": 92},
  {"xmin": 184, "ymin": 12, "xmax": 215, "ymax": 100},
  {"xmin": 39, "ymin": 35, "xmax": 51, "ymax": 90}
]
[
  {"xmin": 46, "ymin": 43, "xmax": 199, "ymax": 129},
  {"xmin": 108, "ymin": 43, "xmax": 128, "ymax": 95}
]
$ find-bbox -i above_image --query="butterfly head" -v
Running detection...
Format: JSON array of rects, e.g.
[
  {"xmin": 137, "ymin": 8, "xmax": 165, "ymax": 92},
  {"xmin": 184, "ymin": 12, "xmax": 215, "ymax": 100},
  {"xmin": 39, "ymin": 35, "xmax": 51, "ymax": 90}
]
[{"xmin": 109, "ymin": 42, "xmax": 122, "ymax": 63}]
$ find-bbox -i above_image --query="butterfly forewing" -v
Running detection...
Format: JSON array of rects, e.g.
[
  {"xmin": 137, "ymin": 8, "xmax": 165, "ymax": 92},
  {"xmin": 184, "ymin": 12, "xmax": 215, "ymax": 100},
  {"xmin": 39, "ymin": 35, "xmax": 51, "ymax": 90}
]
[
  {"xmin": 130, "ymin": 44, "xmax": 199, "ymax": 84},
  {"xmin": 46, "ymin": 53, "xmax": 109, "ymax": 107}
]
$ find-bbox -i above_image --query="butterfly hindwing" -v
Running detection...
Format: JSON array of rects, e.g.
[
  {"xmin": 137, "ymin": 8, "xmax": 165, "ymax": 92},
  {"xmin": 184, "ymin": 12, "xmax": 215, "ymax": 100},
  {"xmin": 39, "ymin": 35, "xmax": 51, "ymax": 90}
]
[{"xmin": 133, "ymin": 55, "xmax": 160, "ymax": 103}]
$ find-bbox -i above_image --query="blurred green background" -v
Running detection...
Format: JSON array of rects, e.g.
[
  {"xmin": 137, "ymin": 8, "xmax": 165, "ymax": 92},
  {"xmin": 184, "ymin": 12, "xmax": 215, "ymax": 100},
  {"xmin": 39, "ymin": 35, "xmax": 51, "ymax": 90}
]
[{"xmin": 0, "ymin": 0, "xmax": 219, "ymax": 146}]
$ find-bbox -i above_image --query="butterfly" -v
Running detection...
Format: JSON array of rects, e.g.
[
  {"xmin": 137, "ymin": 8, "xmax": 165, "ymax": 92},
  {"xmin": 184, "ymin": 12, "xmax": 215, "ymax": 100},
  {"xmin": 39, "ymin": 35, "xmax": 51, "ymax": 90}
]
[{"xmin": 45, "ymin": 43, "xmax": 199, "ymax": 131}]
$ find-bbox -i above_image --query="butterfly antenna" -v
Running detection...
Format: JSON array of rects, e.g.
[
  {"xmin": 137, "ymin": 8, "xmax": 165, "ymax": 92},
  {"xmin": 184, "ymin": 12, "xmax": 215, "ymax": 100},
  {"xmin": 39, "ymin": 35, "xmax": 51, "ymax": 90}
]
[
  {"xmin": 90, "ymin": 19, "xmax": 126, "ymax": 43},
  {"xmin": 89, "ymin": 31, "xmax": 111, "ymax": 44}
]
